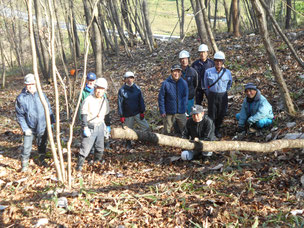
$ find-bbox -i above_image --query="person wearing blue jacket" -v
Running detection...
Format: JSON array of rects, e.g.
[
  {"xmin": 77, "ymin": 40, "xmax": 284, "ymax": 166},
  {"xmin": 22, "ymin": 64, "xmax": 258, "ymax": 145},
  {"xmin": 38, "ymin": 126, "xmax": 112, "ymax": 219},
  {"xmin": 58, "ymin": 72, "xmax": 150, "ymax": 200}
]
[
  {"xmin": 158, "ymin": 64, "xmax": 188, "ymax": 135},
  {"xmin": 236, "ymin": 83, "xmax": 274, "ymax": 133},
  {"xmin": 179, "ymin": 50, "xmax": 198, "ymax": 115},
  {"xmin": 192, "ymin": 44, "xmax": 214, "ymax": 105},
  {"xmin": 15, "ymin": 74, "xmax": 55, "ymax": 172},
  {"xmin": 204, "ymin": 51, "xmax": 233, "ymax": 138},
  {"xmin": 118, "ymin": 71, "xmax": 149, "ymax": 148}
]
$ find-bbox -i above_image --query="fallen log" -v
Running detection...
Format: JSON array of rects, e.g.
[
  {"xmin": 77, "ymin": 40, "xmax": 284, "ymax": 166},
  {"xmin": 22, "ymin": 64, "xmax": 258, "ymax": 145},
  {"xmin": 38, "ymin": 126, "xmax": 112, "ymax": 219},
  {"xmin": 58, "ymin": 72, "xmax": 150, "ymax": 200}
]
[{"xmin": 111, "ymin": 128, "xmax": 304, "ymax": 152}]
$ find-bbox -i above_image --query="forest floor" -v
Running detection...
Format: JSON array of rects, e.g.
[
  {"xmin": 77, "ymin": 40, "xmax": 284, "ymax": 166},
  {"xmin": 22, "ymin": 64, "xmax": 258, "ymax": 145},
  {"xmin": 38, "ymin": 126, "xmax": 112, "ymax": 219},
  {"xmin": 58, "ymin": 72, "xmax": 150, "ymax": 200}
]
[{"xmin": 0, "ymin": 30, "xmax": 304, "ymax": 227}]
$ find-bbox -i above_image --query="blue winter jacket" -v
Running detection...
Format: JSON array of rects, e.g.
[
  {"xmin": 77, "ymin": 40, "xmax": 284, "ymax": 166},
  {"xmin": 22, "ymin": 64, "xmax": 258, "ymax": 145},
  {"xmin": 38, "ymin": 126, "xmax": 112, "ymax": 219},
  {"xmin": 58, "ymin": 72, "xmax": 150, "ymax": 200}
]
[
  {"xmin": 238, "ymin": 89, "xmax": 274, "ymax": 127},
  {"xmin": 118, "ymin": 83, "xmax": 145, "ymax": 117},
  {"xmin": 181, "ymin": 66, "xmax": 198, "ymax": 100},
  {"xmin": 16, "ymin": 88, "xmax": 55, "ymax": 135},
  {"xmin": 158, "ymin": 76, "xmax": 188, "ymax": 115},
  {"xmin": 192, "ymin": 58, "xmax": 214, "ymax": 89},
  {"xmin": 204, "ymin": 67, "xmax": 233, "ymax": 95}
]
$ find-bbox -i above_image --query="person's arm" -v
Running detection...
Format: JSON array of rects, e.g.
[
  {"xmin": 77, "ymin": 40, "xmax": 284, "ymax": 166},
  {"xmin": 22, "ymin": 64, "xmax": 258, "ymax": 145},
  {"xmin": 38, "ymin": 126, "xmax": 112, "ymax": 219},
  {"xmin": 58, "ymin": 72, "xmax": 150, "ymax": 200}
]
[
  {"xmin": 104, "ymin": 99, "xmax": 111, "ymax": 126},
  {"xmin": 182, "ymin": 121, "xmax": 190, "ymax": 139},
  {"xmin": 15, "ymin": 97, "xmax": 30, "ymax": 132},
  {"xmin": 238, "ymin": 100, "xmax": 248, "ymax": 127},
  {"xmin": 201, "ymin": 118, "xmax": 215, "ymax": 141},
  {"xmin": 227, "ymin": 70, "xmax": 233, "ymax": 91},
  {"xmin": 158, "ymin": 82, "xmax": 166, "ymax": 116},
  {"xmin": 117, "ymin": 89, "xmax": 124, "ymax": 117},
  {"xmin": 248, "ymin": 100, "xmax": 274, "ymax": 124},
  {"xmin": 138, "ymin": 88, "xmax": 145, "ymax": 114}
]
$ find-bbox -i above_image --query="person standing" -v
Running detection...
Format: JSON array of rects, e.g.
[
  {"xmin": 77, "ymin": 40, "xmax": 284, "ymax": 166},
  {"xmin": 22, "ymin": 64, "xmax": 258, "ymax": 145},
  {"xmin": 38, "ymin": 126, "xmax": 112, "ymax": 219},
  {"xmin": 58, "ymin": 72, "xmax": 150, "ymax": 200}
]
[
  {"xmin": 15, "ymin": 74, "xmax": 55, "ymax": 172},
  {"xmin": 77, "ymin": 78, "xmax": 110, "ymax": 171},
  {"xmin": 204, "ymin": 51, "xmax": 233, "ymax": 138},
  {"xmin": 118, "ymin": 71, "xmax": 149, "ymax": 148},
  {"xmin": 179, "ymin": 50, "xmax": 198, "ymax": 115},
  {"xmin": 192, "ymin": 44, "xmax": 214, "ymax": 105},
  {"xmin": 236, "ymin": 83, "xmax": 274, "ymax": 133},
  {"xmin": 158, "ymin": 64, "xmax": 188, "ymax": 135}
]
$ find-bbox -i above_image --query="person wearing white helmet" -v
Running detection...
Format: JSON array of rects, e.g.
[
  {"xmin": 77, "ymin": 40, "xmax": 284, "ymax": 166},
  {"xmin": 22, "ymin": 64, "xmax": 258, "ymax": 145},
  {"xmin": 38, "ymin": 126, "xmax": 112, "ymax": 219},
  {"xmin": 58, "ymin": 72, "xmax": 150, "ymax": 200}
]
[
  {"xmin": 158, "ymin": 64, "xmax": 188, "ymax": 135},
  {"xmin": 15, "ymin": 73, "xmax": 55, "ymax": 172},
  {"xmin": 77, "ymin": 77, "xmax": 110, "ymax": 171},
  {"xmin": 118, "ymin": 71, "xmax": 149, "ymax": 149},
  {"xmin": 192, "ymin": 44, "xmax": 215, "ymax": 106},
  {"xmin": 204, "ymin": 51, "xmax": 233, "ymax": 138},
  {"xmin": 179, "ymin": 50, "xmax": 198, "ymax": 115}
]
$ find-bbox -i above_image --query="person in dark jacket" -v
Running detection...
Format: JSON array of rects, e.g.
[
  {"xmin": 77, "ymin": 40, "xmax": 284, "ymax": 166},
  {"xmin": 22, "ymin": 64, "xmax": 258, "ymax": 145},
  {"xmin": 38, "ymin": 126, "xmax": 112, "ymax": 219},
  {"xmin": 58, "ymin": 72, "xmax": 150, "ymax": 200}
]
[
  {"xmin": 158, "ymin": 64, "xmax": 188, "ymax": 135},
  {"xmin": 181, "ymin": 105, "xmax": 216, "ymax": 160},
  {"xmin": 118, "ymin": 71, "xmax": 149, "ymax": 148},
  {"xmin": 236, "ymin": 83, "xmax": 274, "ymax": 133},
  {"xmin": 15, "ymin": 74, "xmax": 55, "ymax": 172},
  {"xmin": 179, "ymin": 50, "xmax": 198, "ymax": 115},
  {"xmin": 192, "ymin": 44, "xmax": 214, "ymax": 105}
]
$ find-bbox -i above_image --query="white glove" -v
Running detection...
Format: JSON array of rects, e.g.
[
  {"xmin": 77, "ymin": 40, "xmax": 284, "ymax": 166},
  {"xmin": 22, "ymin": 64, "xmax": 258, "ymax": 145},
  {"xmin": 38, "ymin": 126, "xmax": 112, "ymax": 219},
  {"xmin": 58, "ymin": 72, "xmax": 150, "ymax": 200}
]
[
  {"xmin": 24, "ymin": 129, "xmax": 32, "ymax": 136},
  {"xmin": 83, "ymin": 127, "xmax": 91, "ymax": 137}
]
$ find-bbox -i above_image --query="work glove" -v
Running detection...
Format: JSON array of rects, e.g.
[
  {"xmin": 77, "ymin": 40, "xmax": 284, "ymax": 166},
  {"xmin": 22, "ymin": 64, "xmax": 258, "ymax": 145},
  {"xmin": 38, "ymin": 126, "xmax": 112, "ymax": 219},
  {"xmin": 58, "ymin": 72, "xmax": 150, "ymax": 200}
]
[
  {"xmin": 24, "ymin": 129, "xmax": 32, "ymax": 136},
  {"xmin": 83, "ymin": 127, "xmax": 91, "ymax": 137},
  {"xmin": 140, "ymin": 113, "xmax": 145, "ymax": 120},
  {"xmin": 120, "ymin": 117, "xmax": 125, "ymax": 123},
  {"xmin": 237, "ymin": 126, "xmax": 246, "ymax": 133}
]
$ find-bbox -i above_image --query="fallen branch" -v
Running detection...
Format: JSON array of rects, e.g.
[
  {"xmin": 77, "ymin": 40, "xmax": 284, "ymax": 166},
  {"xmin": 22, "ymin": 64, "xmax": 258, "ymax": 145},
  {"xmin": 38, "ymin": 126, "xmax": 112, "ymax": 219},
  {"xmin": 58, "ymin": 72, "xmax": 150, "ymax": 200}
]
[{"xmin": 111, "ymin": 128, "xmax": 304, "ymax": 152}]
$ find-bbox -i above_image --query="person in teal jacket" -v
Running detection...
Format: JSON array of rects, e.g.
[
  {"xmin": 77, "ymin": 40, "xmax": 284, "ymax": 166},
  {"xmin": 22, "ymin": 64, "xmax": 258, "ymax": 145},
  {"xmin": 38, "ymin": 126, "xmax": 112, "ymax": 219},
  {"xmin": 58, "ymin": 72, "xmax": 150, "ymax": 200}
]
[{"xmin": 236, "ymin": 83, "xmax": 274, "ymax": 132}]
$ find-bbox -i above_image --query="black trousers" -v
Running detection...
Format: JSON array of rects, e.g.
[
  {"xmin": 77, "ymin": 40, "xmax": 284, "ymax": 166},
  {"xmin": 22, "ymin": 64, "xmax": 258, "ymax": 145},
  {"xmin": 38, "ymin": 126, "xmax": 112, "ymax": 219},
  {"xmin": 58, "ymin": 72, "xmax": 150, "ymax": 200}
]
[
  {"xmin": 207, "ymin": 91, "xmax": 228, "ymax": 130},
  {"xmin": 195, "ymin": 89, "xmax": 206, "ymax": 105}
]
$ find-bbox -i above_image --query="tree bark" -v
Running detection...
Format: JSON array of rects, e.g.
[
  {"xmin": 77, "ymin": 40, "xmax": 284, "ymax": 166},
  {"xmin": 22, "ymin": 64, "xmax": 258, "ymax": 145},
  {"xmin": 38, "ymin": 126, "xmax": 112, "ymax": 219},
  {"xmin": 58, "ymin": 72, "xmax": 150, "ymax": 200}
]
[
  {"xmin": 213, "ymin": 0, "xmax": 218, "ymax": 29},
  {"xmin": 259, "ymin": 0, "xmax": 304, "ymax": 69},
  {"xmin": 111, "ymin": 128, "xmax": 304, "ymax": 152},
  {"xmin": 232, "ymin": 0, "xmax": 241, "ymax": 37},
  {"xmin": 0, "ymin": 40, "xmax": 6, "ymax": 88},
  {"xmin": 190, "ymin": 0, "xmax": 208, "ymax": 43},
  {"xmin": 285, "ymin": 0, "xmax": 291, "ymax": 29},
  {"xmin": 251, "ymin": 0, "xmax": 296, "ymax": 116},
  {"xmin": 142, "ymin": 0, "xmax": 154, "ymax": 51}
]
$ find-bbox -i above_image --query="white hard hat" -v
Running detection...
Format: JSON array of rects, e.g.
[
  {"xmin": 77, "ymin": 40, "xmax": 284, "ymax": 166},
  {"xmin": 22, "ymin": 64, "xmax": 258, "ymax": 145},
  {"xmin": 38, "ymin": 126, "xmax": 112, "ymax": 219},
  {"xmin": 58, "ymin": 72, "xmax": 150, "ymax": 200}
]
[
  {"xmin": 124, "ymin": 71, "xmax": 135, "ymax": 78},
  {"xmin": 179, "ymin": 50, "xmax": 190, "ymax": 59},
  {"xmin": 214, "ymin": 51, "xmax": 225, "ymax": 60},
  {"xmin": 181, "ymin": 150, "xmax": 194, "ymax": 161},
  {"xmin": 24, "ymin": 74, "xmax": 35, "ymax": 84},
  {"xmin": 95, "ymin": 78, "xmax": 108, "ymax": 89},
  {"xmin": 198, "ymin": 44, "xmax": 209, "ymax": 52}
]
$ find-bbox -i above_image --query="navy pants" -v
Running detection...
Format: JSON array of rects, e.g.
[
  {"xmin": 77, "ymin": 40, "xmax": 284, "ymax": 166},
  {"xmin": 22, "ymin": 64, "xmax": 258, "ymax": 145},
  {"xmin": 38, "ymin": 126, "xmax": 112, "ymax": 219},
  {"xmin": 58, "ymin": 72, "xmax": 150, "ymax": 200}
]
[
  {"xmin": 207, "ymin": 91, "xmax": 228, "ymax": 130},
  {"xmin": 22, "ymin": 129, "xmax": 48, "ymax": 162}
]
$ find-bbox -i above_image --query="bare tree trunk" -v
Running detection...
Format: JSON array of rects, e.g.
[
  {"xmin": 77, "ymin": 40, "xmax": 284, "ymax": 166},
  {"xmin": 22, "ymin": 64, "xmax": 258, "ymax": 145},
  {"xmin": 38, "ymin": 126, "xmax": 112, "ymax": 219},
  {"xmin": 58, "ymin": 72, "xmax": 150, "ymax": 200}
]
[
  {"xmin": 213, "ymin": 0, "xmax": 218, "ymax": 29},
  {"xmin": 198, "ymin": 0, "xmax": 218, "ymax": 52},
  {"xmin": 251, "ymin": 0, "xmax": 296, "ymax": 116},
  {"xmin": 285, "ymin": 0, "xmax": 292, "ymax": 29},
  {"xmin": 142, "ymin": 0, "xmax": 154, "ymax": 51},
  {"xmin": 190, "ymin": 0, "xmax": 208, "ymax": 43},
  {"xmin": 69, "ymin": 0, "xmax": 80, "ymax": 58},
  {"xmin": 259, "ymin": 0, "xmax": 304, "ymax": 69},
  {"xmin": 26, "ymin": 0, "xmax": 63, "ymax": 183},
  {"xmin": 232, "ymin": 0, "xmax": 241, "ymax": 37},
  {"xmin": 111, "ymin": 128, "xmax": 304, "ymax": 152},
  {"xmin": 121, "ymin": 0, "xmax": 135, "ymax": 46},
  {"xmin": 0, "ymin": 41, "xmax": 5, "ymax": 88},
  {"xmin": 176, "ymin": 0, "xmax": 185, "ymax": 40}
]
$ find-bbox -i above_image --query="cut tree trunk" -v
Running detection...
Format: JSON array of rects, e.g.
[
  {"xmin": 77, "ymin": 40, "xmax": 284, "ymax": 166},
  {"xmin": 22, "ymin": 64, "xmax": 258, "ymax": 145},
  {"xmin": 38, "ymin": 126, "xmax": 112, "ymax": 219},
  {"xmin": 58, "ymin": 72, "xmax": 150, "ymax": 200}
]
[
  {"xmin": 111, "ymin": 128, "xmax": 304, "ymax": 152},
  {"xmin": 251, "ymin": 0, "xmax": 296, "ymax": 116}
]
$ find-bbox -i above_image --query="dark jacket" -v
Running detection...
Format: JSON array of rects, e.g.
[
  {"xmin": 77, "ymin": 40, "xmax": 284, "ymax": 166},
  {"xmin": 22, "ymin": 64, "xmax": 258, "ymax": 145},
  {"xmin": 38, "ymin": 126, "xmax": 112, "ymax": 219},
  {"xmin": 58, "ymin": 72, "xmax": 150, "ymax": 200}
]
[
  {"xmin": 118, "ymin": 83, "xmax": 145, "ymax": 117},
  {"xmin": 182, "ymin": 114, "xmax": 216, "ymax": 141},
  {"xmin": 181, "ymin": 66, "xmax": 198, "ymax": 100},
  {"xmin": 192, "ymin": 58, "xmax": 215, "ymax": 89},
  {"xmin": 16, "ymin": 88, "xmax": 55, "ymax": 135},
  {"xmin": 158, "ymin": 76, "xmax": 188, "ymax": 115}
]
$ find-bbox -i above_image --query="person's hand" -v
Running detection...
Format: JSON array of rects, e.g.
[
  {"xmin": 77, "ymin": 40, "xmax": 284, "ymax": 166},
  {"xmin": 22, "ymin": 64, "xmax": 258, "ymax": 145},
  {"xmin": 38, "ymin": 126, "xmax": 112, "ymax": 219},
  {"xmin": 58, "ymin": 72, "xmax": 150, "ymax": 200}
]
[
  {"xmin": 120, "ymin": 117, "xmax": 125, "ymax": 123},
  {"xmin": 24, "ymin": 129, "xmax": 32, "ymax": 136},
  {"xmin": 140, "ymin": 113, "xmax": 145, "ymax": 120},
  {"xmin": 161, "ymin": 113, "xmax": 166, "ymax": 118},
  {"xmin": 83, "ymin": 127, "xmax": 91, "ymax": 137},
  {"xmin": 106, "ymin": 126, "xmax": 111, "ymax": 133}
]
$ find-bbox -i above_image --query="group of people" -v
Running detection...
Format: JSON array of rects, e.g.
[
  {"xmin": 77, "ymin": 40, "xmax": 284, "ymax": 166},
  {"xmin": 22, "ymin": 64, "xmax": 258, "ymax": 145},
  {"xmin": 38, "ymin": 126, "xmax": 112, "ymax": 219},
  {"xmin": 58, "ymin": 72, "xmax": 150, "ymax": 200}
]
[{"xmin": 15, "ymin": 43, "xmax": 274, "ymax": 171}]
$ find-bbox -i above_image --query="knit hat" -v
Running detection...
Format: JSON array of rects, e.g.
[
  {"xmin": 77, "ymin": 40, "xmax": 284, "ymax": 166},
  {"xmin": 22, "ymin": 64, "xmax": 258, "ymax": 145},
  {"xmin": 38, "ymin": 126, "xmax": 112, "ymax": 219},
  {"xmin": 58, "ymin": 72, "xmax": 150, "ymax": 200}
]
[
  {"xmin": 24, "ymin": 74, "xmax": 35, "ymax": 84},
  {"xmin": 245, "ymin": 83, "xmax": 257, "ymax": 91}
]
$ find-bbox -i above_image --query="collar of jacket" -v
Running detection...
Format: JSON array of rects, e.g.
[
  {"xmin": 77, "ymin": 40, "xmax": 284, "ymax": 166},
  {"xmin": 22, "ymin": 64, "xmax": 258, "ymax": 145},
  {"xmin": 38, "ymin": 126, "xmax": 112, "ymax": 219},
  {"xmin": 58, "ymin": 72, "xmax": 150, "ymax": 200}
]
[
  {"xmin": 168, "ymin": 75, "xmax": 180, "ymax": 83},
  {"xmin": 84, "ymin": 84, "xmax": 94, "ymax": 93}
]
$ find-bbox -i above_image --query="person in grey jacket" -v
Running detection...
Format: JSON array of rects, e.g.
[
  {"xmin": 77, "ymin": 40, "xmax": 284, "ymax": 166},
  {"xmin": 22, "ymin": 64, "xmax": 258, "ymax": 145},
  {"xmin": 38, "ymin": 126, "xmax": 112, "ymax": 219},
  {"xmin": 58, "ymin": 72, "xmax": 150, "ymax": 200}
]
[{"xmin": 15, "ymin": 74, "xmax": 55, "ymax": 172}]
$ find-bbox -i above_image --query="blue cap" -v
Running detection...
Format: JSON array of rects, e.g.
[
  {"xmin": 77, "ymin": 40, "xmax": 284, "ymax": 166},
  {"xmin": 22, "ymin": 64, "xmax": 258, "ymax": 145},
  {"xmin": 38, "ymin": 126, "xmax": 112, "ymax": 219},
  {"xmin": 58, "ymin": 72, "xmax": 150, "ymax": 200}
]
[
  {"xmin": 87, "ymin": 72, "xmax": 96, "ymax": 81},
  {"xmin": 245, "ymin": 83, "xmax": 257, "ymax": 91}
]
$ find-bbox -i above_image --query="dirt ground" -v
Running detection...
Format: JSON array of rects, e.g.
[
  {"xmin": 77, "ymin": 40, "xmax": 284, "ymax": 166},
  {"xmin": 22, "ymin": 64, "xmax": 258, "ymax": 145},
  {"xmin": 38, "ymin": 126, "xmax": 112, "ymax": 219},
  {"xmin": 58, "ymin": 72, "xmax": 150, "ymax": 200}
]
[{"xmin": 0, "ymin": 31, "xmax": 304, "ymax": 227}]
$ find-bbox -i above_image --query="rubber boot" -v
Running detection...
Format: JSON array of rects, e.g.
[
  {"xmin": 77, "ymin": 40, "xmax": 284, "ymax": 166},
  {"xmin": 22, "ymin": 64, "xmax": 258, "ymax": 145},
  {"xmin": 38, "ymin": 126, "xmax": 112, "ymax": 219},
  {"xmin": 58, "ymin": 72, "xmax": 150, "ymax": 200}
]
[
  {"xmin": 76, "ymin": 155, "xmax": 85, "ymax": 171},
  {"xmin": 21, "ymin": 160, "xmax": 29, "ymax": 172},
  {"xmin": 126, "ymin": 140, "xmax": 132, "ymax": 149},
  {"xmin": 93, "ymin": 151, "xmax": 104, "ymax": 165}
]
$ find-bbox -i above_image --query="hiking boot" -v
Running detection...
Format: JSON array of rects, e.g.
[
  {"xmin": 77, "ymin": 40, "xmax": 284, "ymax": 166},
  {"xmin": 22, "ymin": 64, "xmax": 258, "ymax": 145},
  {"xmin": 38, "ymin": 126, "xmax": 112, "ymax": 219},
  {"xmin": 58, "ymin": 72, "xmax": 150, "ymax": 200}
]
[
  {"xmin": 21, "ymin": 160, "xmax": 29, "ymax": 172},
  {"xmin": 248, "ymin": 127, "xmax": 257, "ymax": 134},
  {"xmin": 76, "ymin": 155, "xmax": 85, "ymax": 171}
]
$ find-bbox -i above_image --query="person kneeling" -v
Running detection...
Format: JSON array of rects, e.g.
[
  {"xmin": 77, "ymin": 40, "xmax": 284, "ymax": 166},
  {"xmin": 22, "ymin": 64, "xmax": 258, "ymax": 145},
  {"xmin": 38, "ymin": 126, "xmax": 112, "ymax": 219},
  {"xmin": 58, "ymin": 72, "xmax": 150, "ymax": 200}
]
[
  {"xmin": 181, "ymin": 105, "xmax": 217, "ymax": 160},
  {"xmin": 236, "ymin": 83, "xmax": 274, "ymax": 134}
]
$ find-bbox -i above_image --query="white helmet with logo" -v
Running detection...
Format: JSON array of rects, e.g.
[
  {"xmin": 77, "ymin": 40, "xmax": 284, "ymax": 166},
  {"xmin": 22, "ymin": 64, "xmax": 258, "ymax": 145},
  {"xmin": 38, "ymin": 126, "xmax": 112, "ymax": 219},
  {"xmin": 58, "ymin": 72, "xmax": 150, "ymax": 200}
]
[
  {"xmin": 124, "ymin": 71, "xmax": 135, "ymax": 78},
  {"xmin": 95, "ymin": 78, "xmax": 108, "ymax": 89},
  {"xmin": 198, "ymin": 44, "xmax": 209, "ymax": 52},
  {"xmin": 179, "ymin": 50, "xmax": 190, "ymax": 59},
  {"xmin": 214, "ymin": 51, "xmax": 225, "ymax": 60}
]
